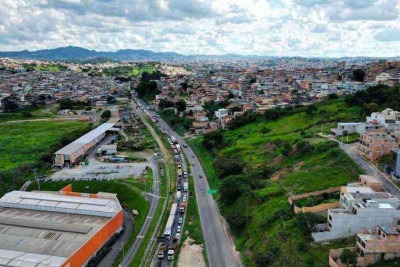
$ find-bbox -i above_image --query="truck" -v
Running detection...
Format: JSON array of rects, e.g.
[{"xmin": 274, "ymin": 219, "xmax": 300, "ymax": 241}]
[
  {"xmin": 183, "ymin": 182, "xmax": 188, "ymax": 192},
  {"xmin": 179, "ymin": 201, "xmax": 185, "ymax": 213},
  {"xmin": 171, "ymin": 136, "xmax": 177, "ymax": 144},
  {"xmin": 157, "ymin": 243, "xmax": 167, "ymax": 259},
  {"xmin": 167, "ymin": 238, "xmax": 178, "ymax": 260},
  {"xmin": 176, "ymin": 191, "xmax": 181, "ymax": 200},
  {"xmin": 176, "ymin": 144, "xmax": 181, "ymax": 151}
]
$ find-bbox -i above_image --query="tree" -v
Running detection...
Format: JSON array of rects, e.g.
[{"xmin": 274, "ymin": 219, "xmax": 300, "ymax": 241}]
[
  {"xmin": 296, "ymin": 212, "xmax": 323, "ymax": 236},
  {"xmin": 180, "ymin": 82, "xmax": 188, "ymax": 92},
  {"xmin": 306, "ymin": 104, "xmax": 317, "ymax": 117},
  {"xmin": 353, "ymin": 69, "xmax": 365, "ymax": 82},
  {"xmin": 101, "ymin": 110, "xmax": 111, "ymax": 122},
  {"xmin": 175, "ymin": 99, "xmax": 186, "ymax": 113},
  {"xmin": 250, "ymin": 78, "xmax": 257, "ymax": 84},
  {"xmin": 202, "ymin": 131, "xmax": 224, "ymax": 150},
  {"xmin": 1, "ymin": 97, "xmax": 19, "ymax": 112},
  {"xmin": 219, "ymin": 175, "xmax": 251, "ymax": 205},
  {"xmin": 362, "ymin": 102, "xmax": 380, "ymax": 117},
  {"xmin": 158, "ymin": 99, "xmax": 174, "ymax": 109},
  {"xmin": 106, "ymin": 96, "xmax": 116, "ymax": 104},
  {"xmin": 340, "ymin": 249, "xmax": 357, "ymax": 267},
  {"xmin": 213, "ymin": 156, "xmax": 245, "ymax": 178}
]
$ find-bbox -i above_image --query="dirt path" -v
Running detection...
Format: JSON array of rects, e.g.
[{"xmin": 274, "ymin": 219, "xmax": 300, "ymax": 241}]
[{"xmin": 177, "ymin": 238, "xmax": 206, "ymax": 267}]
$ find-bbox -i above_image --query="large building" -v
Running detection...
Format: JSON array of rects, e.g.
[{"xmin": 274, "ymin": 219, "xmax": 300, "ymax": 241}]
[
  {"xmin": 54, "ymin": 123, "xmax": 118, "ymax": 167},
  {"xmin": 0, "ymin": 185, "xmax": 123, "ymax": 266}
]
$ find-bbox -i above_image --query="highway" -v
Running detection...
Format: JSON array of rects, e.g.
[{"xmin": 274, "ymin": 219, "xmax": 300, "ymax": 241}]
[{"xmin": 134, "ymin": 97, "xmax": 241, "ymax": 267}]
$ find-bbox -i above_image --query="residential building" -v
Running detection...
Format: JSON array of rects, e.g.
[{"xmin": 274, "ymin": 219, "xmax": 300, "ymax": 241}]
[
  {"xmin": 358, "ymin": 132, "xmax": 398, "ymax": 161},
  {"xmin": 312, "ymin": 177, "xmax": 400, "ymax": 242}
]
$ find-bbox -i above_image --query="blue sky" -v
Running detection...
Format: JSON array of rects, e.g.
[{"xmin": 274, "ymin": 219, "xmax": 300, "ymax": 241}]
[{"xmin": 0, "ymin": 0, "xmax": 399, "ymax": 57}]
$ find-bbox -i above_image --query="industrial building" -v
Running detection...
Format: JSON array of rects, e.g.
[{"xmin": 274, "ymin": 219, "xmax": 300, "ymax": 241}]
[
  {"xmin": 0, "ymin": 185, "xmax": 123, "ymax": 266},
  {"xmin": 54, "ymin": 123, "xmax": 119, "ymax": 167}
]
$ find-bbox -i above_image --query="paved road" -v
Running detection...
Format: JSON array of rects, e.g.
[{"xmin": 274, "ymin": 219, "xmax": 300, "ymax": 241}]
[
  {"xmin": 340, "ymin": 142, "xmax": 400, "ymax": 197},
  {"xmin": 99, "ymin": 210, "xmax": 134, "ymax": 267},
  {"xmin": 135, "ymin": 98, "xmax": 241, "ymax": 267}
]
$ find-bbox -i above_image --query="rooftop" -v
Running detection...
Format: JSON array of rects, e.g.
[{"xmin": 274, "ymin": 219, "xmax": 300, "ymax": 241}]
[
  {"xmin": 0, "ymin": 207, "xmax": 110, "ymax": 266},
  {"xmin": 0, "ymin": 190, "xmax": 121, "ymax": 217},
  {"xmin": 55, "ymin": 122, "xmax": 116, "ymax": 155}
]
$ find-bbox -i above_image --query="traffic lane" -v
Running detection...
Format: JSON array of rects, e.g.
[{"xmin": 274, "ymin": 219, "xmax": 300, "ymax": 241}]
[{"xmin": 192, "ymin": 163, "xmax": 236, "ymax": 267}]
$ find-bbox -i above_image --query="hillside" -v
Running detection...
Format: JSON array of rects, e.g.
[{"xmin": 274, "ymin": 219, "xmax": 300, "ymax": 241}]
[{"xmin": 188, "ymin": 98, "xmax": 364, "ymax": 266}]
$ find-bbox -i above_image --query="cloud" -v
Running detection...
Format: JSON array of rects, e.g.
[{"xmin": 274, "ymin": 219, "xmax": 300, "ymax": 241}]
[
  {"xmin": 216, "ymin": 14, "xmax": 253, "ymax": 25},
  {"xmin": 311, "ymin": 24, "xmax": 328, "ymax": 33},
  {"xmin": 374, "ymin": 28, "xmax": 400, "ymax": 42},
  {"xmin": 0, "ymin": 0, "xmax": 399, "ymax": 57}
]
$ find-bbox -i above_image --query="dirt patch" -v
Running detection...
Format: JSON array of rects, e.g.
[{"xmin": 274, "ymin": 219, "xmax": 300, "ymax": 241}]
[{"xmin": 177, "ymin": 237, "xmax": 206, "ymax": 267}]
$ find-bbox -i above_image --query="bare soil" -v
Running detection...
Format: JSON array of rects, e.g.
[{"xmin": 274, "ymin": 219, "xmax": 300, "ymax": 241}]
[{"xmin": 177, "ymin": 237, "xmax": 206, "ymax": 267}]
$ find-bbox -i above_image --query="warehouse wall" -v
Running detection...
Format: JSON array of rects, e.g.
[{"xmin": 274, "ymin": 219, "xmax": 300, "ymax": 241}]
[{"xmin": 60, "ymin": 210, "xmax": 124, "ymax": 267}]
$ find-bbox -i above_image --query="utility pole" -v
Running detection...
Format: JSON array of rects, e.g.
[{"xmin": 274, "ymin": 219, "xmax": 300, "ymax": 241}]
[{"xmin": 34, "ymin": 168, "xmax": 40, "ymax": 191}]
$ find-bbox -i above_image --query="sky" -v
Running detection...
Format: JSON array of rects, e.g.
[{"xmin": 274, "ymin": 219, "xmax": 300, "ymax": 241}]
[{"xmin": 0, "ymin": 0, "xmax": 399, "ymax": 57}]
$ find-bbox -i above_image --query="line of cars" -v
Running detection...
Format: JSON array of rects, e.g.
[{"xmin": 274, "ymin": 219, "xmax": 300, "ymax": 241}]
[{"xmin": 133, "ymin": 95, "xmax": 190, "ymax": 265}]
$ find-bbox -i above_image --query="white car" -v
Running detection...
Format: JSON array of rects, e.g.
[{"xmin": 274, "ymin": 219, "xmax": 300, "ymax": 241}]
[
  {"xmin": 178, "ymin": 217, "xmax": 183, "ymax": 224},
  {"xmin": 176, "ymin": 225, "xmax": 182, "ymax": 233},
  {"xmin": 175, "ymin": 232, "xmax": 180, "ymax": 239}
]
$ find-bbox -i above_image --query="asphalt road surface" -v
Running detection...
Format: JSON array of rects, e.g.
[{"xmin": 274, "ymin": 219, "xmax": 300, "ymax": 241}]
[
  {"xmin": 135, "ymin": 98, "xmax": 241, "ymax": 267},
  {"xmin": 341, "ymin": 142, "xmax": 400, "ymax": 197}
]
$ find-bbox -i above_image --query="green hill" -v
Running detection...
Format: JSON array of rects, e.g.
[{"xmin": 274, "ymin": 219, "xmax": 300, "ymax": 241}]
[{"xmin": 188, "ymin": 98, "xmax": 364, "ymax": 266}]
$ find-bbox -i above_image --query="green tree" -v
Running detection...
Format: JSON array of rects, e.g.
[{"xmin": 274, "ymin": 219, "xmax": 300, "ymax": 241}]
[
  {"xmin": 353, "ymin": 69, "xmax": 365, "ymax": 82},
  {"xmin": 106, "ymin": 96, "xmax": 116, "ymax": 104},
  {"xmin": 158, "ymin": 99, "xmax": 174, "ymax": 109},
  {"xmin": 202, "ymin": 131, "xmax": 224, "ymax": 150},
  {"xmin": 296, "ymin": 212, "xmax": 323, "ymax": 236},
  {"xmin": 219, "ymin": 175, "xmax": 251, "ymax": 205},
  {"xmin": 362, "ymin": 102, "xmax": 380, "ymax": 117},
  {"xmin": 306, "ymin": 104, "xmax": 318, "ymax": 117},
  {"xmin": 340, "ymin": 249, "xmax": 357, "ymax": 267},
  {"xmin": 213, "ymin": 156, "xmax": 245, "ymax": 179},
  {"xmin": 101, "ymin": 110, "xmax": 111, "ymax": 122},
  {"xmin": 175, "ymin": 99, "xmax": 187, "ymax": 113}
]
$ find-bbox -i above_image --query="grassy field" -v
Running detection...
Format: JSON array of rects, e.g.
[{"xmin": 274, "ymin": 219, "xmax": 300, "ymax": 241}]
[
  {"xmin": 187, "ymin": 99, "xmax": 364, "ymax": 266},
  {"xmin": 0, "ymin": 120, "xmax": 89, "ymax": 170},
  {"xmin": 102, "ymin": 64, "xmax": 155, "ymax": 77}
]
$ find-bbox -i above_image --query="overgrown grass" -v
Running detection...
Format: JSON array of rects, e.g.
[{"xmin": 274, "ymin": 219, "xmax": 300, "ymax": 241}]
[
  {"xmin": 0, "ymin": 121, "xmax": 89, "ymax": 170},
  {"xmin": 188, "ymin": 99, "xmax": 364, "ymax": 266}
]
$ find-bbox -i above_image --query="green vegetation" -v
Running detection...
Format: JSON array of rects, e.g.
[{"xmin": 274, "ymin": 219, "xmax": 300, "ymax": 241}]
[
  {"xmin": 102, "ymin": 64, "xmax": 155, "ymax": 78},
  {"xmin": 159, "ymin": 109, "xmax": 193, "ymax": 136},
  {"xmin": 0, "ymin": 121, "xmax": 91, "ymax": 195},
  {"xmin": 187, "ymin": 98, "xmax": 364, "ymax": 266},
  {"xmin": 22, "ymin": 63, "xmax": 68, "ymax": 72},
  {"xmin": 101, "ymin": 110, "xmax": 111, "ymax": 122},
  {"xmin": 294, "ymin": 192, "xmax": 340, "ymax": 207},
  {"xmin": 136, "ymin": 81, "xmax": 160, "ymax": 103},
  {"xmin": 59, "ymin": 98, "xmax": 91, "ymax": 110}
]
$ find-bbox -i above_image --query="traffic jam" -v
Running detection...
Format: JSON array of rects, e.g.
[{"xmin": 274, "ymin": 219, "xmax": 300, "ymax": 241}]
[{"xmin": 133, "ymin": 96, "xmax": 190, "ymax": 266}]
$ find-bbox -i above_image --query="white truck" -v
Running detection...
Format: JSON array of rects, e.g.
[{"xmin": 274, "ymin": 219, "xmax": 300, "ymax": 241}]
[
  {"xmin": 176, "ymin": 191, "xmax": 181, "ymax": 200},
  {"xmin": 171, "ymin": 136, "xmax": 178, "ymax": 144},
  {"xmin": 183, "ymin": 182, "xmax": 188, "ymax": 192},
  {"xmin": 167, "ymin": 238, "xmax": 178, "ymax": 260}
]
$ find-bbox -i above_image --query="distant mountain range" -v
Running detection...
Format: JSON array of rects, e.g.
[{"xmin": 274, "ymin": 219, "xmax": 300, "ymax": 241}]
[
  {"xmin": 0, "ymin": 46, "xmax": 274, "ymax": 62},
  {"xmin": 0, "ymin": 46, "xmax": 398, "ymax": 62}
]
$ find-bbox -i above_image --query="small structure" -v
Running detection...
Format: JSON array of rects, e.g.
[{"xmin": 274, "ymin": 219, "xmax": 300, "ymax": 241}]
[
  {"xmin": 98, "ymin": 144, "xmax": 117, "ymax": 155},
  {"xmin": 390, "ymin": 149, "xmax": 400, "ymax": 178},
  {"xmin": 359, "ymin": 175, "xmax": 383, "ymax": 192}
]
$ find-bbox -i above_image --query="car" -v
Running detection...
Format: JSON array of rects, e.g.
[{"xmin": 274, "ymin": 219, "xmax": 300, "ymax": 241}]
[
  {"xmin": 176, "ymin": 225, "xmax": 181, "ymax": 233},
  {"xmin": 192, "ymin": 162, "xmax": 195, "ymax": 166},
  {"xmin": 175, "ymin": 232, "xmax": 180, "ymax": 239},
  {"xmin": 192, "ymin": 155, "xmax": 195, "ymax": 158},
  {"xmin": 183, "ymin": 196, "xmax": 187, "ymax": 202},
  {"xmin": 199, "ymin": 174, "xmax": 203, "ymax": 178},
  {"xmin": 178, "ymin": 217, "xmax": 183, "ymax": 224}
]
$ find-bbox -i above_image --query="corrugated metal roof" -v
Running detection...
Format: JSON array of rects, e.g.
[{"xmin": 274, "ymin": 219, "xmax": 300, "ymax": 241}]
[{"xmin": 55, "ymin": 123, "xmax": 115, "ymax": 155}]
